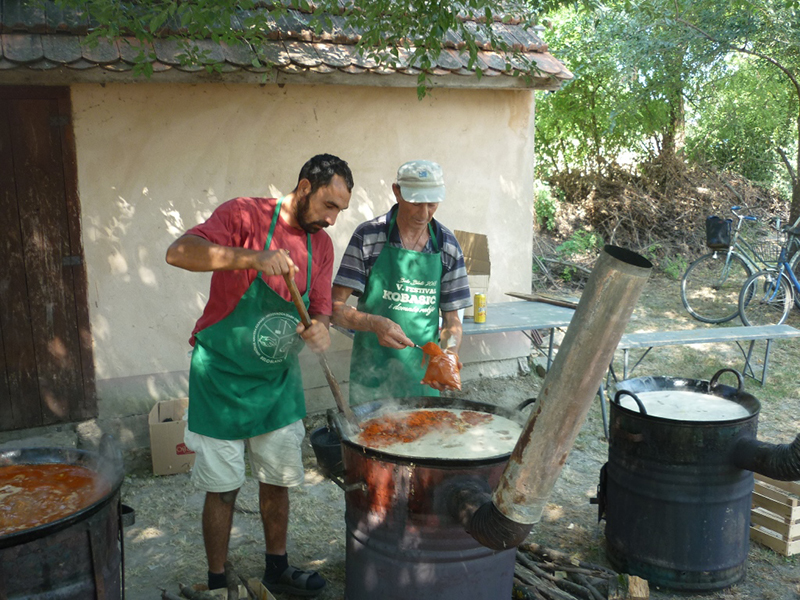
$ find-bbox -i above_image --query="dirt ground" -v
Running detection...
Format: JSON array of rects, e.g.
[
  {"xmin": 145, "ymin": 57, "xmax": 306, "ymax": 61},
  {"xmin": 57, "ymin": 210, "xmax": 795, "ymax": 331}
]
[{"xmin": 121, "ymin": 274, "xmax": 800, "ymax": 600}]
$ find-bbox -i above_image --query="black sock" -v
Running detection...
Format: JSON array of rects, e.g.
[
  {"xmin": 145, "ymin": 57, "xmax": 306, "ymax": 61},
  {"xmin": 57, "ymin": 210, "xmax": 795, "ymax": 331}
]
[
  {"xmin": 264, "ymin": 552, "xmax": 289, "ymax": 582},
  {"xmin": 208, "ymin": 570, "xmax": 227, "ymax": 590}
]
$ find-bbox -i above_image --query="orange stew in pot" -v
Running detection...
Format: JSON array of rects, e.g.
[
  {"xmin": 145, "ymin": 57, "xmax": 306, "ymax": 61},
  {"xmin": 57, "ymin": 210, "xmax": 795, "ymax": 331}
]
[
  {"xmin": 357, "ymin": 409, "xmax": 492, "ymax": 448},
  {"xmin": 419, "ymin": 342, "xmax": 461, "ymax": 390},
  {"xmin": 0, "ymin": 463, "xmax": 110, "ymax": 537}
]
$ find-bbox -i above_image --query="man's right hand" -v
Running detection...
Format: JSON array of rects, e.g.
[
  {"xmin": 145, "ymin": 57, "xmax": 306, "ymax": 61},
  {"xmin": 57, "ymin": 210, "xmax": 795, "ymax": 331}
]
[
  {"xmin": 253, "ymin": 248, "xmax": 298, "ymax": 278},
  {"xmin": 372, "ymin": 315, "xmax": 414, "ymax": 349}
]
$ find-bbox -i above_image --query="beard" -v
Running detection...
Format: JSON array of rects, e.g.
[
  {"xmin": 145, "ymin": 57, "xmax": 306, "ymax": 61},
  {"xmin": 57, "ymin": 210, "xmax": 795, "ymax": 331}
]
[{"xmin": 295, "ymin": 192, "xmax": 329, "ymax": 233}]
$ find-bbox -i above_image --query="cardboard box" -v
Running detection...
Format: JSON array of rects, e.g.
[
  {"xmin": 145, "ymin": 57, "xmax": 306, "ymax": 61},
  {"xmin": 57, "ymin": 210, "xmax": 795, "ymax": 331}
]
[
  {"xmin": 148, "ymin": 398, "xmax": 195, "ymax": 475},
  {"xmin": 454, "ymin": 230, "xmax": 491, "ymax": 318}
]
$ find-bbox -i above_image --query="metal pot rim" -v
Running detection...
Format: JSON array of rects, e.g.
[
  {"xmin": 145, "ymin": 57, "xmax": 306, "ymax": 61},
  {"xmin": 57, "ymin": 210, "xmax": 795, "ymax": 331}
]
[
  {"xmin": 0, "ymin": 446, "xmax": 124, "ymax": 548},
  {"xmin": 611, "ymin": 374, "xmax": 761, "ymax": 425},
  {"xmin": 332, "ymin": 396, "xmax": 523, "ymax": 466}
]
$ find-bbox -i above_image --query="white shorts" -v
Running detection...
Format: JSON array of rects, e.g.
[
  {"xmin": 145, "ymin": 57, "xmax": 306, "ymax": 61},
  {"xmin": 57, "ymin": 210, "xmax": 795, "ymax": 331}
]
[{"xmin": 183, "ymin": 420, "xmax": 306, "ymax": 492}]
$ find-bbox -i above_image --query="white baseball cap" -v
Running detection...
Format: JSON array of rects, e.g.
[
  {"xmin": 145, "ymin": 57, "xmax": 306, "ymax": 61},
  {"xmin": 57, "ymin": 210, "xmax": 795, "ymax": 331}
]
[{"xmin": 396, "ymin": 160, "xmax": 445, "ymax": 203}]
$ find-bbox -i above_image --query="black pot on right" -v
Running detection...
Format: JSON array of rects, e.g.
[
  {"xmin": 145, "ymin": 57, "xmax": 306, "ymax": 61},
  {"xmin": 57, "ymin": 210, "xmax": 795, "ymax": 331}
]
[{"xmin": 598, "ymin": 369, "xmax": 760, "ymax": 592}]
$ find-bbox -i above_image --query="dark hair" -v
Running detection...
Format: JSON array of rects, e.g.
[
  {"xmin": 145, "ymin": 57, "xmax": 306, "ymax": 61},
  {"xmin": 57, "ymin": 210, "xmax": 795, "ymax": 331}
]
[{"xmin": 296, "ymin": 154, "xmax": 354, "ymax": 195}]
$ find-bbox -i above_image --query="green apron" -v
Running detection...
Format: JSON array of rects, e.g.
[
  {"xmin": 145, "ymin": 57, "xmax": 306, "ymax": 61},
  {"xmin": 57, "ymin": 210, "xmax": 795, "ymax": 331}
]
[
  {"xmin": 188, "ymin": 197, "xmax": 312, "ymax": 440},
  {"xmin": 349, "ymin": 212, "xmax": 442, "ymax": 404}
]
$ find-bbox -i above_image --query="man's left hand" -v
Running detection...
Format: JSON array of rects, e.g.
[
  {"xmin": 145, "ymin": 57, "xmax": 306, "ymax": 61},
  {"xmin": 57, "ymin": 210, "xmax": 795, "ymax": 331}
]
[{"xmin": 298, "ymin": 319, "xmax": 331, "ymax": 354}]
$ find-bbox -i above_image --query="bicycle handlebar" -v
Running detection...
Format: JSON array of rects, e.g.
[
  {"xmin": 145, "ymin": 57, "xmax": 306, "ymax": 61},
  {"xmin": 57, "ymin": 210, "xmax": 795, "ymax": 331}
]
[{"xmin": 731, "ymin": 205, "xmax": 758, "ymax": 223}]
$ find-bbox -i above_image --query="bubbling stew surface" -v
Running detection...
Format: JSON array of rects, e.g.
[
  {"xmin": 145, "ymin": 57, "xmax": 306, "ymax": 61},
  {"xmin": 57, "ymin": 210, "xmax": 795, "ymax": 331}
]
[
  {"xmin": 355, "ymin": 408, "xmax": 522, "ymax": 459},
  {"xmin": 0, "ymin": 463, "xmax": 110, "ymax": 537}
]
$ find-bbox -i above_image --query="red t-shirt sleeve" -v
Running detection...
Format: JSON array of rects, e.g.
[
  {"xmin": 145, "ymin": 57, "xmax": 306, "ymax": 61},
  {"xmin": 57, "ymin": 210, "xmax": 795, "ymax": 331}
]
[{"xmin": 186, "ymin": 198, "xmax": 249, "ymax": 248}]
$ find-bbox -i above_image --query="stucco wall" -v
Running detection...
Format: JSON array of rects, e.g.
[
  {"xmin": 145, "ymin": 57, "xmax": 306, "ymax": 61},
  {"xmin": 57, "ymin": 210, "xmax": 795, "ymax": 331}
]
[{"xmin": 70, "ymin": 82, "xmax": 536, "ymax": 418}]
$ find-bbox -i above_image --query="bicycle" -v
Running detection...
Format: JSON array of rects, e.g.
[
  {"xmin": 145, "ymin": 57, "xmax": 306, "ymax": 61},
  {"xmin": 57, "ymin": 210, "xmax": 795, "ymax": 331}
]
[
  {"xmin": 681, "ymin": 206, "xmax": 771, "ymax": 323},
  {"xmin": 738, "ymin": 220, "xmax": 800, "ymax": 326}
]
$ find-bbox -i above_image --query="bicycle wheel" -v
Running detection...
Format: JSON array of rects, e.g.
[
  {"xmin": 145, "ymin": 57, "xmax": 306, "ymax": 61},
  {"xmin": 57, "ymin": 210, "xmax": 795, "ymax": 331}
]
[
  {"xmin": 738, "ymin": 270, "xmax": 793, "ymax": 326},
  {"xmin": 681, "ymin": 252, "xmax": 752, "ymax": 323},
  {"xmin": 788, "ymin": 250, "xmax": 800, "ymax": 309}
]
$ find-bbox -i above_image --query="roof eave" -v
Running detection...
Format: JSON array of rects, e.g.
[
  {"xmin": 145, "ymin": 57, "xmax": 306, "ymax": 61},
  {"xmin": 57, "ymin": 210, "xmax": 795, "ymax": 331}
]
[{"xmin": 0, "ymin": 64, "xmax": 569, "ymax": 90}]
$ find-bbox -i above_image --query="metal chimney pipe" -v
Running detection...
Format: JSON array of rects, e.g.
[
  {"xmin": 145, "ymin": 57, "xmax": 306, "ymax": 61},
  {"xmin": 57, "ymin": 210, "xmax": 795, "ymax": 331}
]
[{"xmin": 452, "ymin": 245, "xmax": 652, "ymax": 550}]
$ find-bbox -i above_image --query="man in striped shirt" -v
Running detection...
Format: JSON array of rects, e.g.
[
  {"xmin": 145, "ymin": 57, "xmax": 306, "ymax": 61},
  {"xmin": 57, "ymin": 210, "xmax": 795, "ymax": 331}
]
[{"xmin": 332, "ymin": 160, "xmax": 471, "ymax": 404}]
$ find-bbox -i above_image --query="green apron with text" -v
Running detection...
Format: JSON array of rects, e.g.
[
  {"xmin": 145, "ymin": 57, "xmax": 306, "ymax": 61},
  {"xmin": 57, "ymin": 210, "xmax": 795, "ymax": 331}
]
[
  {"xmin": 349, "ymin": 213, "xmax": 442, "ymax": 404},
  {"xmin": 188, "ymin": 197, "xmax": 312, "ymax": 440}
]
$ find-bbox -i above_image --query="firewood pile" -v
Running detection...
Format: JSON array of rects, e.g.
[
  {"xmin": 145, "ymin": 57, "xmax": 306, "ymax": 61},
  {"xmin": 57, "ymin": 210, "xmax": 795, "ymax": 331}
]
[
  {"xmin": 159, "ymin": 561, "xmax": 272, "ymax": 600},
  {"xmin": 513, "ymin": 543, "xmax": 649, "ymax": 600}
]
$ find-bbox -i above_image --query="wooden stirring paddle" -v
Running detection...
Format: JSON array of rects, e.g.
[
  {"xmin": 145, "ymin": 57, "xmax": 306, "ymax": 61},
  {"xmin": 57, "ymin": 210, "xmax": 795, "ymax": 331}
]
[{"xmin": 282, "ymin": 273, "xmax": 359, "ymax": 433}]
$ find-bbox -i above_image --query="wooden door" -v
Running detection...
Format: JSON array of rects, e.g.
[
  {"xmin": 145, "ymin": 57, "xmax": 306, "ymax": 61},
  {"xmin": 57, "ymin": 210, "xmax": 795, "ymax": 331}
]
[{"xmin": 0, "ymin": 86, "xmax": 96, "ymax": 431}]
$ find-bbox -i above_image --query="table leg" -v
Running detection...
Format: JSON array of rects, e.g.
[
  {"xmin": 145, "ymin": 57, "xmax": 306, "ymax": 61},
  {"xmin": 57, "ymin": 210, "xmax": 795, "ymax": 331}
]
[
  {"xmin": 738, "ymin": 340, "xmax": 760, "ymax": 384},
  {"xmin": 598, "ymin": 384, "xmax": 609, "ymax": 440},
  {"xmin": 762, "ymin": 339, "xmax": 773, "ymax": 385}
]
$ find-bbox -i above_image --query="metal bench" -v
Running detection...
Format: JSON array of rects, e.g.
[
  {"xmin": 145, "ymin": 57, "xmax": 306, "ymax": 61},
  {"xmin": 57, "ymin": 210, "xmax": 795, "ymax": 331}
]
[{"xmin": 613, "ymin": 324, "xmax": 800, "ymax": 386}]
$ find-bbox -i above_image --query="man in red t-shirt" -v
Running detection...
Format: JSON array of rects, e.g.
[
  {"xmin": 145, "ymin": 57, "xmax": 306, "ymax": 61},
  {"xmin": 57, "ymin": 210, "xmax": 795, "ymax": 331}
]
[{"xmin": 165, "ymin": 154, "xmax": 353, "ymax": 596}]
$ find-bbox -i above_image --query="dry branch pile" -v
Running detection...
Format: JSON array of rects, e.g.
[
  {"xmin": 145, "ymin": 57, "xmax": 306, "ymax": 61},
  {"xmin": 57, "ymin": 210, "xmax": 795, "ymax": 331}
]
[
  {"xmin": 538, "ymin": 159, "xmax": 787, "ymax": 288},
  {"xmin": 513, "ymin": 543, "xmax": 649, "ymax": 600}
]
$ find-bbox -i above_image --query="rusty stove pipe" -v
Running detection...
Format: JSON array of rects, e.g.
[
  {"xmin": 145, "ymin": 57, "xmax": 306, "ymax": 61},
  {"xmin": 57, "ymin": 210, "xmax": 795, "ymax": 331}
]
[{"xmin": 449, "ymin": 246, "xmax": 652, "ymax": 550}]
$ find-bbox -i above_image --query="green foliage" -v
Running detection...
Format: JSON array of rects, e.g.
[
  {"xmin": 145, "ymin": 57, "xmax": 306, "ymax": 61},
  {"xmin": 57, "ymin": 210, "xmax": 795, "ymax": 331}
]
[
  {"xmin": 534, "ymin": 181, "xmax": 559, "ymax": 231},
  {"xmin": 684, "ymin": 56, "xmax": 797, "ymax": 196},
  {"xmin": 661, "ymin": 254, "xmax": 688, "ymax": 280},
  {"xmin": 556, "ymin": 228, "xmax": 603, "ymax": 258},
  {"xmin": 642, "ymin": 242, "xmax": 688, "ymax": 279},
  {"xmin": 534, "ymin": 0, "xmax": 800, "ymax": 217}
]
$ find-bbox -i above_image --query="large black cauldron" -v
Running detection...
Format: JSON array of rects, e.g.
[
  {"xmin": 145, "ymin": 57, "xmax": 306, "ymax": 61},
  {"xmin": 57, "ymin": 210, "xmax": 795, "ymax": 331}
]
[
  {"xmin": 598, "ymin": 369, "xmax": 800, "ymax": 591},
  {"xmin": 0, "ymin": 439, "xmax": 125, "ymax": 599}
]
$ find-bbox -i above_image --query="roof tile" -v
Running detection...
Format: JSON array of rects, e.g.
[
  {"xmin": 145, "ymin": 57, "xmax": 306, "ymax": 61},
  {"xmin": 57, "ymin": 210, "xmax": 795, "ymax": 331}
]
[
  {"xmin": 436, "ymin": 48, "xmax": 463, "ymax": 71},
  {"xmin": 2, "ymin": 0, "xmax": 45, "ymax": 32},
  {"xmin": 103, "ymin": 61, "xmax": 133, "ymax": 72},
  {"xmin": 0, "ymin": 1, "xmax": 571, "ymax": 89},
  {"xmin": 66, "ymin": 57, "xmax": 96, "ymax": 70},
  {"xmin": 310, "ymin": 63, "xmax": 335, "ymax": 74},
  {"xmin": 477, "ymin": 50, "xmax": 507, "ymax": 72},
  {"xmin": 29, "ymin": 58, "xmax": 59, "ymax": 69},
  {"xmin": 220, "ymin": 40, "xmax": 256, "ymax": 67},
  {"xmin": 118, "ymin": 37, "xmax": 154, "ymax": 64},
  {"xmin": 257, "ymin": 40, "xmax": 290, "ymax": 66},
  {"xmin": 2, "ymin": 33, "xmax": 43, "ymax": 63},
  {"xmin": 314, "ymin": 42, "xmax": 351, "ymax": 68},
  {"xmin": 42, "ymin": 33, "xmax": 81, "ymax": 62},
  {"xmin": 44, "ymin": 1, "xmax": 88, "ymax": 34},
  {"xmin": 277, "ymin": 62, "xmax": 307, "ymax": 74},
  {"xmin": 81, "ymin": 38, "xmax": 119, "ymax": 64},
  {"xmin": 153, "ymin": 39, "xmax": 186, "ymax": 66},
  {"xmin": 530, "ymin": 52, "xmax": 566, "ymax": 75},
  {"xmin": 284, "ymin": 41, "xmax": 320, "ymax": 66}
]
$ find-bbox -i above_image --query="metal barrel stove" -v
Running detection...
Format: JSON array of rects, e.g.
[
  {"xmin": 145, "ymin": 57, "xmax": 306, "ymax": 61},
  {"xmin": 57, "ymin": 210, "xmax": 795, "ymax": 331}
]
[
  {"xmin": 598, "ymin": 369, "xmax": 800, "ymax": 591},
  {"xmin": 332, "ymin": 397, "xmax": 519, "ymax": 600}
]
